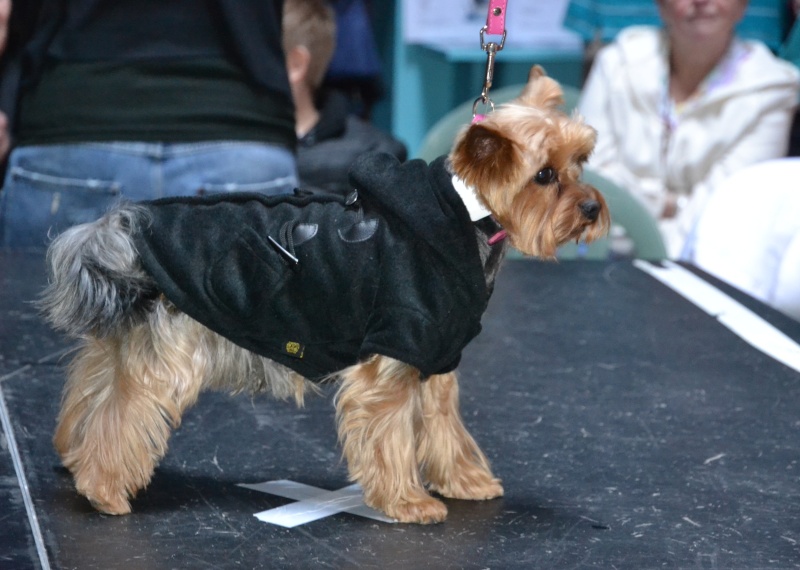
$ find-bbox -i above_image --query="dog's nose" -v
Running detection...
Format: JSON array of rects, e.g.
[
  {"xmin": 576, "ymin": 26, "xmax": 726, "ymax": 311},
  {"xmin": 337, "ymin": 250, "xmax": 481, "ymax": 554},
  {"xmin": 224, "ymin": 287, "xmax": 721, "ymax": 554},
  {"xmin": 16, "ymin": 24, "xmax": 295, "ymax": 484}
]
[{"xmin": 580, "ymin": 200, "xmax": 601, "ymax": 221}]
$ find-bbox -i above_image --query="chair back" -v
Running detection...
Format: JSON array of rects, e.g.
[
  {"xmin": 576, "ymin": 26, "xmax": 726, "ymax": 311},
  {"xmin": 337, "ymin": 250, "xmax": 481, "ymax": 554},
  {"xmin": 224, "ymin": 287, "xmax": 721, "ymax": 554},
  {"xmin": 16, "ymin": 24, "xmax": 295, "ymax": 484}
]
[{"xmin": 557, "ymin": 169, "xmax": 667, "ymax": 260}]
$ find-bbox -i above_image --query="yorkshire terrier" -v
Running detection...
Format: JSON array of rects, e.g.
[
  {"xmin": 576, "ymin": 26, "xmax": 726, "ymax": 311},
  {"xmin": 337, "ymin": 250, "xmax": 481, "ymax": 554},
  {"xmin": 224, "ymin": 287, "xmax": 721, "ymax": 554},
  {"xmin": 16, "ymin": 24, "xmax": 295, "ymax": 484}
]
[{"xmin": 39, "ymin": 66, "xmax": 608, "ymax": 524}]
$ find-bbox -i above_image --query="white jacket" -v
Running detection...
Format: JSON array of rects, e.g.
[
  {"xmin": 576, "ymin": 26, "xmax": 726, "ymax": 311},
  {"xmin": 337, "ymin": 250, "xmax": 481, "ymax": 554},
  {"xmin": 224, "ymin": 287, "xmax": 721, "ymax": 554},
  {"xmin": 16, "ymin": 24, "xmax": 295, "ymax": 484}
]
[{"xmin": 580, "ymin": 26, "xmax": 800, "ymax": 258}]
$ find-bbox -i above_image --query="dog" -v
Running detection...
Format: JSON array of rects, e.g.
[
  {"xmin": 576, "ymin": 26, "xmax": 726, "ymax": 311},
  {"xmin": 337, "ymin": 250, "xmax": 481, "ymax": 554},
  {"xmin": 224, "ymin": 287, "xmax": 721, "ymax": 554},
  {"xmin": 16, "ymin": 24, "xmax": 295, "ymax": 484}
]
[{"xmin": 39, "ymin": 66, "xmax": 609, "ymax": 524}]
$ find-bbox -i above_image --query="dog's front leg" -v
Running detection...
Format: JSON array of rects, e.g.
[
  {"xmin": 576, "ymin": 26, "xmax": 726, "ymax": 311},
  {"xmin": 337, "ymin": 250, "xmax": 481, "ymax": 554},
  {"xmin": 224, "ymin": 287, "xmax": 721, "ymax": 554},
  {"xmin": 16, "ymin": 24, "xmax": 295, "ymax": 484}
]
[
  {"xmin": 417, "ymin": 372, "xmax": 504, "ymax": 501},
  {"xmin": 335, "ymin": 355, "xmax": 447, "ymax": 524}
]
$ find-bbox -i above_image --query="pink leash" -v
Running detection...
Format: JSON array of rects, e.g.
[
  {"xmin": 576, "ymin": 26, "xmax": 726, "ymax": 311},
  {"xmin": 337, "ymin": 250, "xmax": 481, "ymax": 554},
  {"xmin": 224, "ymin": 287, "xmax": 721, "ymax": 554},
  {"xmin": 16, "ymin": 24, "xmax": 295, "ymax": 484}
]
[
  {"xmin": 485, "ymin": 0, "xmax": 508, "ymax": 36},
  {"xmin": 474, "ymin": 1, "xmax": 509, "ymax": 245},
  {"xmin": 472, "ymin": 0, "xmax": 508, "ymax": 121}
]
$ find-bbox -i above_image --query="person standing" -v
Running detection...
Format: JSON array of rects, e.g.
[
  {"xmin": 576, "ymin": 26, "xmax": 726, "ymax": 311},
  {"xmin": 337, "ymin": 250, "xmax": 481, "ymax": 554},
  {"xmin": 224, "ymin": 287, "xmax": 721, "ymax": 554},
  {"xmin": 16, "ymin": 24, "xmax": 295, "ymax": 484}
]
[{"xmin": 0, "ymin": 0, "xmax": 298, "ymax": 248}]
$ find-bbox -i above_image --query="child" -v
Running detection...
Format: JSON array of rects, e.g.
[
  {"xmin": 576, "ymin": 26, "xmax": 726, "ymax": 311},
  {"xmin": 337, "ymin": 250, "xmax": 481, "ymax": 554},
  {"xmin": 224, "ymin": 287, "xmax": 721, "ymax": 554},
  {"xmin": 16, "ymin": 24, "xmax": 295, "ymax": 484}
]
[{"xmin": 283, "ymin": 0, "xmax": 407, "ymax": 195}]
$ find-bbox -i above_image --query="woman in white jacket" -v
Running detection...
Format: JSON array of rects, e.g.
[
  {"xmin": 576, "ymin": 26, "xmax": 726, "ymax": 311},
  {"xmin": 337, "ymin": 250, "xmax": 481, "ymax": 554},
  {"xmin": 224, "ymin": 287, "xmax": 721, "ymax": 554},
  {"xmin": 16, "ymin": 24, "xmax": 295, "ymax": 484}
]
[{"xmin": 579, "ymin": 0, "xmax": 800, "ymax": 259}]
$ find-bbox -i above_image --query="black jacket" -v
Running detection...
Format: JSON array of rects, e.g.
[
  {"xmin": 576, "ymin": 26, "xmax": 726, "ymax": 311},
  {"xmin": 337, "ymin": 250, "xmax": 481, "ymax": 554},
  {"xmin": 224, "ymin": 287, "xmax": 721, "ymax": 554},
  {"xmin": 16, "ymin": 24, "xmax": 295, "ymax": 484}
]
[
  {"xmin": 133, "ymin": 153, "xmax": 492, "ymax": 381},
  {"xmin": 14, "ymin": 0, "xmax": 289, "ymax": 96},
  {"xmin": 297, "ymin": 91, "xmax": 408, "ymax": 195}
]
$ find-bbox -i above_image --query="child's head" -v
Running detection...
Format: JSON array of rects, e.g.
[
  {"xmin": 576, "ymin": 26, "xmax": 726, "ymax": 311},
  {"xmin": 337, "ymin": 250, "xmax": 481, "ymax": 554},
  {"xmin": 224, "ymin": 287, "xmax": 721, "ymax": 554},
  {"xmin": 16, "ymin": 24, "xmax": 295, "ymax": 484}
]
[{"xmin": 282, "ymin": 0, "xmax": 337, "ymax": 93}]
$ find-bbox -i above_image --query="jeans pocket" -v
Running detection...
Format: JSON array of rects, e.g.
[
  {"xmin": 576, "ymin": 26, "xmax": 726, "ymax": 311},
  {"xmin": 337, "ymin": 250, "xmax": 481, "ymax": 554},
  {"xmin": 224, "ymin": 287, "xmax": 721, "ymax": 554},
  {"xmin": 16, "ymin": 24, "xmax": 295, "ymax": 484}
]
[
  {"xmin": 199, "ymin": 174, "xmax": 297, "ymax": 196},
  {"xmin": 1, "ymin": 166, "xmax": 122, "ymax": 247}
]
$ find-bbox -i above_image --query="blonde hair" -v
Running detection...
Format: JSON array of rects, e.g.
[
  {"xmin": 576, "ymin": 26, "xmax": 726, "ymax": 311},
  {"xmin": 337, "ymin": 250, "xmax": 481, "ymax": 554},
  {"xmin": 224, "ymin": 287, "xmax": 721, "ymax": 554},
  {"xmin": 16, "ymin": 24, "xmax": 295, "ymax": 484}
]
[{"xmin": 282, "ymin": 0, "xmax": 337, "ymax": 91}]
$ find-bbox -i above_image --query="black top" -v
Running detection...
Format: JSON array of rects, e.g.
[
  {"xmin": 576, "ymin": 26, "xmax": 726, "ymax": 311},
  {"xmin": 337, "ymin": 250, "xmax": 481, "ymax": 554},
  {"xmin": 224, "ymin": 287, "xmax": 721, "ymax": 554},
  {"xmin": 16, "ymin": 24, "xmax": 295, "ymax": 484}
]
[
  {"xmin": 132, "ymin": 153, "xmax": 491, "ymax": 380},
  {"xmin": 16, "ymin": 59, "xmax": 295, "ymax": 146},
  {"xmin": 9, "ymin": 0, "xmax": 294, "ymax": 147},
  {"xmin": 20, "ymin": 0, "xmax": 288, "ymax": 94}
]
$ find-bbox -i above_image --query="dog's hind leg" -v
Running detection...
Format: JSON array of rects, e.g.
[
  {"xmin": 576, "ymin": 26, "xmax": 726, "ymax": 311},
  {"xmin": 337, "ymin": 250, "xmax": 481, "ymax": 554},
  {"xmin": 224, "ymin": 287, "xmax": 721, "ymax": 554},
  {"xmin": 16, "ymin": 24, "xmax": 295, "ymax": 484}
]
[
  {"xmin": 53, "ymin": 304, "xmax": 205, "ymax": 514},
  {"xmin": 335, "ymin": 356, "xmax": 448, "ymax": 524},
  {"xmin": 417, "ymin": 372, "xmax": 504, "ymax": 501}
]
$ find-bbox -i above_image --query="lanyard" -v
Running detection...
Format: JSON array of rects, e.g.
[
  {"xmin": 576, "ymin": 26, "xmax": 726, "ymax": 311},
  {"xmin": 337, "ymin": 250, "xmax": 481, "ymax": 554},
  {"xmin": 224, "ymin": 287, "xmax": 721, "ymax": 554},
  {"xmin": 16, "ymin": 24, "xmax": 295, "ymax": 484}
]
[{"xmin": 473, "ymin": 0, "xmax": 509, "ymax": 121}]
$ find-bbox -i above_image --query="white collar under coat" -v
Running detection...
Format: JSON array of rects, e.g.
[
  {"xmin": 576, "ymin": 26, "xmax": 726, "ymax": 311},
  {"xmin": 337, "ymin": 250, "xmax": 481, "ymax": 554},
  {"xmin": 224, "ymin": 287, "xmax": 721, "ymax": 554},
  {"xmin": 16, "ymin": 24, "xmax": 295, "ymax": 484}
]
[{"xmin": 451, "ymin": 175, "xmax": 492, "ymax": 222}]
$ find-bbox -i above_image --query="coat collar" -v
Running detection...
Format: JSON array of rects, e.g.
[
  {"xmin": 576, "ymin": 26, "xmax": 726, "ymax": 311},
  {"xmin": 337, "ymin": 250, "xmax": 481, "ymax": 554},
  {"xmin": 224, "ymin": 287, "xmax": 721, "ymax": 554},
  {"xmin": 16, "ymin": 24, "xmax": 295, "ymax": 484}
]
[{"xmin": 451, "ymin": 174, "xmax": 508, "ymax": 246}]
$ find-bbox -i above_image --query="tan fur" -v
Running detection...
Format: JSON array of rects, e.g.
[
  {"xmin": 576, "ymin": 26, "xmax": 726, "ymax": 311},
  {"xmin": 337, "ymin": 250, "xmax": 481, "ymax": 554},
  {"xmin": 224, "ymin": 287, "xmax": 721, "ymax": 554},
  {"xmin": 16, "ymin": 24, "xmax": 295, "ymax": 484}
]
[
  {"xmin": 334, "ymin": 356, "xmax": 447, "ymax": 523},
  {"xmin": 51, "ymin": 66, "xmax": 608, "ymax": 524},
  {"xmin": 54, "ymin": 301, "xmax": 313, "ymax": 515},
  {"xmin": 417, "ymin": 372, "xmax": 503, "ymax": 500}
]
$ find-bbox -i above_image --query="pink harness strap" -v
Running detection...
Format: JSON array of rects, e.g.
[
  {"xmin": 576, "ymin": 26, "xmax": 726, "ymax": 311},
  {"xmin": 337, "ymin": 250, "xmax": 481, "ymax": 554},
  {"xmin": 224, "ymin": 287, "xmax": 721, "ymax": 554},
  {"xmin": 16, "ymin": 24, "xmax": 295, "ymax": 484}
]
[{"xmin": 488, "ymin": 229, "xmax": 508, "ymax": 245}]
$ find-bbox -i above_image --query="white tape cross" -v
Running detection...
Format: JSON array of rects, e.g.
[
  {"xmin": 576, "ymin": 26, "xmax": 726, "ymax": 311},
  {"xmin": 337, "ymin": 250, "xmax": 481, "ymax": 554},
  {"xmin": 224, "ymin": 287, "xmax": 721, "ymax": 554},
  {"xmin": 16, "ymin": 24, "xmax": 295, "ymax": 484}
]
[{"xmin": 238, "ymin": 479, "xmax": 396, "ymax": 527}]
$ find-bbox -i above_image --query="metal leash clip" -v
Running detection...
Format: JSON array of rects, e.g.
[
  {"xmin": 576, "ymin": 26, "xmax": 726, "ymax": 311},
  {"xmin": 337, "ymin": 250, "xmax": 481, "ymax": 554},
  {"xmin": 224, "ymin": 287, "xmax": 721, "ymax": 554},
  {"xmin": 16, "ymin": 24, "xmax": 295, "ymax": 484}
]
[{"xmin": 473, "ymin": 14, "xmax": 507, "ymax": 120}]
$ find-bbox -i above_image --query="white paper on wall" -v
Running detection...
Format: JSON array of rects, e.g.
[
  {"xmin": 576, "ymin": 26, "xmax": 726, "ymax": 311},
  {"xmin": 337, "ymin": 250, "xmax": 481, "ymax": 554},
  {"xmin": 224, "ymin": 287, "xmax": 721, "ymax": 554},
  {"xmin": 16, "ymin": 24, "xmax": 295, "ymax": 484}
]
[{"xmin": 402, "ymin": 0, "xmax": 581, "ymax": 49}]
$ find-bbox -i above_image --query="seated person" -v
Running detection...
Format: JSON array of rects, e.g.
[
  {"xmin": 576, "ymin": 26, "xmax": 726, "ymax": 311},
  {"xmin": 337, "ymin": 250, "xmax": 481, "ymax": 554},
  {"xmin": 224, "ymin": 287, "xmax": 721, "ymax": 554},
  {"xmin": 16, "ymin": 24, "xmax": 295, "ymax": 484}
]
[
  {"xmin": 564, "ymin": 0, "xmax": 791, "ymax": 52},
  {"xmin": 578, "ymin": 0, "xmax": 800, "ymax": 259},
  {"xmin": 283, "ymin": 0, "xmax": 407, "ymax": 195}
]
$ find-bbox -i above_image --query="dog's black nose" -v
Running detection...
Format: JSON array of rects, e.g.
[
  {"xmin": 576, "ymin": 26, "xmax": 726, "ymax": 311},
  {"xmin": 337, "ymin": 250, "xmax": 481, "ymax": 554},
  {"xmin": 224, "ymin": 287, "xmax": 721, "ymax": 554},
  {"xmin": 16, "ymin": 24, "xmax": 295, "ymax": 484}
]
[{"xmin": 580, "ymin": 200, "xmax": 601, "ymax": 221}]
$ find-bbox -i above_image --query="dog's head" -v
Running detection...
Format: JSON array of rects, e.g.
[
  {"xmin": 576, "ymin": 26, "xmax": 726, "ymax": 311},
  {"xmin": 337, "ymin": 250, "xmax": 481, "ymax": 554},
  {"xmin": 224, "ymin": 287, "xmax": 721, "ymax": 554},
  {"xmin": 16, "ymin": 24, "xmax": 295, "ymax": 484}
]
[{"xmin": 449, "ymin": 65, "xmax": 610, "ymax": 258}]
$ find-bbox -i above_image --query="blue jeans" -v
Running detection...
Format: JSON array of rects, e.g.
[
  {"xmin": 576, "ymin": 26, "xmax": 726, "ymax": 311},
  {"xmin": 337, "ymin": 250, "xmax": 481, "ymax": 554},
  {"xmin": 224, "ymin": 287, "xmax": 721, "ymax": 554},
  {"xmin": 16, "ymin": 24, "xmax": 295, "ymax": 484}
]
[{"xmin": 0, "ymin": 142, "xmax": 298, "ymax": 248}]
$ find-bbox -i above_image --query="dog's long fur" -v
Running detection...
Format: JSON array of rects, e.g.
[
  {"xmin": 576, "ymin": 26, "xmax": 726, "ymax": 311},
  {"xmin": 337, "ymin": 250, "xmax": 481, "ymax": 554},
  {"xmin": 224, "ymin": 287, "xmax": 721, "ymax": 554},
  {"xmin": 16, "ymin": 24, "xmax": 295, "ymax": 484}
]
[{"xmin": 40, "ymin": 66, "xmax": 609, "ymax": 524}]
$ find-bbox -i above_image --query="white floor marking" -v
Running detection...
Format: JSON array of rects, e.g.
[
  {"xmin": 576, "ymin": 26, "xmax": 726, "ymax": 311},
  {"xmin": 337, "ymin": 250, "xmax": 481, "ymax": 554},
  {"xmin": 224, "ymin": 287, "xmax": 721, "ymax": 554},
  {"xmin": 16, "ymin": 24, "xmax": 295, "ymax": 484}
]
[
  {"xmin": 1, "ymin": 383, "xmax": 52, "ymax": 570},
  {"xmin": 239, "ymin": 479, "xmax": 396, "ymax": 527},
  {"xmin": 634, "ymin": 260, "xmax": 800, "ymax": 374}
]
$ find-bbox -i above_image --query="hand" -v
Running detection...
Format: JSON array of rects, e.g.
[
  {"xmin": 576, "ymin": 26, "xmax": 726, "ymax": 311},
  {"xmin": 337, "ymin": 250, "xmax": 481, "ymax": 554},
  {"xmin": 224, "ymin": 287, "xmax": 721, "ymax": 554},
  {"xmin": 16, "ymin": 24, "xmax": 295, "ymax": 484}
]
[
  {"xmin": 661, "ymin": 194, "xmax": 678, "ymax": 219},
  {"xmin": 0, "ymin": 0, "xmax": 10, "ymax": 56},
  {"xmin": 0, "ymin": 111, "xmax": 10, "ymax": 161}
]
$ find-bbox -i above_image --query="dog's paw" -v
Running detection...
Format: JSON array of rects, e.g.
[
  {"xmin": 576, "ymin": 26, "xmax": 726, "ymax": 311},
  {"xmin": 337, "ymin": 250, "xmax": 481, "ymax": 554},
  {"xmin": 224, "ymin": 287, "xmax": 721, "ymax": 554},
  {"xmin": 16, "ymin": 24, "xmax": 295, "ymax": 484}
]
[
  {"xmin": 84, "ymin": 492, "xmax": 132, "ymax": 515},
  {"xmin": 383, "ymin": 495, "xmax": 448, "ymax": 524},
  {"xmin": 430, "ymin": 476, "xmax": 504, "ymax": 501},
  {"xmin": 77, "ymin": 481, "xmax": 132, "ymax": 515}
]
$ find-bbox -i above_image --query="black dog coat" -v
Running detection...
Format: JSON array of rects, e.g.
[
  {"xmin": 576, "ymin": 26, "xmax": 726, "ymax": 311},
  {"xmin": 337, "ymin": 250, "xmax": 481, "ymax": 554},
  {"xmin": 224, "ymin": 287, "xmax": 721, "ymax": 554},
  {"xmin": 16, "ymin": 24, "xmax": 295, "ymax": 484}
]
[{"xmin": 133, "ymin": 153, "xmax": 494, "ymax": 381}]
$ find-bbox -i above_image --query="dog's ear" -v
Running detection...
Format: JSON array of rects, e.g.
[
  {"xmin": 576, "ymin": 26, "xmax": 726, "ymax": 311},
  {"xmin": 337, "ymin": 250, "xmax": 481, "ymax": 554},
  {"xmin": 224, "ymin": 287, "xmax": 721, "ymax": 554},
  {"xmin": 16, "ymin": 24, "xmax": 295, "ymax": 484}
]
[
  {"xmin": 517, "ymin": 65, "xmax": 564, "ymax": 110},
  {"xmin": 529, "ymin": 65, "xmax": 546, "ymax": 80},
  {"xmin": 450, "ymin": 123, "xmax": 521, "ymax": 191}
]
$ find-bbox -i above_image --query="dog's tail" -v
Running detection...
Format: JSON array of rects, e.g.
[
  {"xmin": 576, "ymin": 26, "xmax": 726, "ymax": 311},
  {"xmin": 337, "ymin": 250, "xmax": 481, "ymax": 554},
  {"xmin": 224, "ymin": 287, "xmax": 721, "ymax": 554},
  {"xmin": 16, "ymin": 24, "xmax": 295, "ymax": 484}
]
[{"xmin": 38, "ymin": 203, "xmax": 158, "ymax": 338}]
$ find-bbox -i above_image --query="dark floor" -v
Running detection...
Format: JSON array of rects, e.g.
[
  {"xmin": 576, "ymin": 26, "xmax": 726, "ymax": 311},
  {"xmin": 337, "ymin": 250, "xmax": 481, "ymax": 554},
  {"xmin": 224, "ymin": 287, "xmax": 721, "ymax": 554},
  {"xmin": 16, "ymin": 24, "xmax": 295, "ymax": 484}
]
[{"xmin": 2, "ymin": 252, "xmax": 799, "ymax": 569}]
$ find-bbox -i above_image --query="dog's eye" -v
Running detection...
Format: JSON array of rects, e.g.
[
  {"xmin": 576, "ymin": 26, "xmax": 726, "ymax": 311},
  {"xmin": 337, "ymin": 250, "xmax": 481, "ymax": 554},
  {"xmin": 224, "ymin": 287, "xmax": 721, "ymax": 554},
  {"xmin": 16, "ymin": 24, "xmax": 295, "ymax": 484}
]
[{"xmin": 534, "ymin": 167, "xmax": 557, "ymax": 185}]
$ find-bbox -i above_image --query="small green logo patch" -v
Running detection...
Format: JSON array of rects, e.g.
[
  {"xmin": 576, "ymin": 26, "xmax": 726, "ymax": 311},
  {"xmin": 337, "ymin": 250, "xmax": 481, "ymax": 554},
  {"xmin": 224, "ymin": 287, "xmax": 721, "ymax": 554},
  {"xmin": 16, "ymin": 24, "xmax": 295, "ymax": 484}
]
[{"xmin": 284, "ymin": 341, "xmax": 305, "ymax": 358}]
